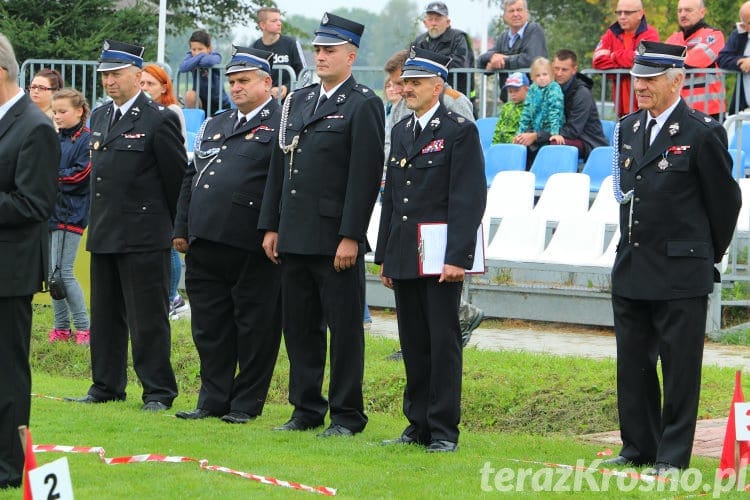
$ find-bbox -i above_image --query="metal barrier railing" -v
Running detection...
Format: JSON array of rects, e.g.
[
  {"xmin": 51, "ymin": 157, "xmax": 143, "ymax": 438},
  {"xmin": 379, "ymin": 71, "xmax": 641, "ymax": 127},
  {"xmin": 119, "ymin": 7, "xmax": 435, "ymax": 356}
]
[{"xmin": 20, "ymin": 59, "xmax": 103, "ymax": 108}]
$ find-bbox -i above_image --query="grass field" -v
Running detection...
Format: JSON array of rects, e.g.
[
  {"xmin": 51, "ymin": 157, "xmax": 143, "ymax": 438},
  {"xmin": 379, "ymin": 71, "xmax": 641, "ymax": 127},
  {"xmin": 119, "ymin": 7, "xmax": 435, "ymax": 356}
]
[{"xmin": 4, "ymin": 305, "xmax": 749, "ymax": 498}]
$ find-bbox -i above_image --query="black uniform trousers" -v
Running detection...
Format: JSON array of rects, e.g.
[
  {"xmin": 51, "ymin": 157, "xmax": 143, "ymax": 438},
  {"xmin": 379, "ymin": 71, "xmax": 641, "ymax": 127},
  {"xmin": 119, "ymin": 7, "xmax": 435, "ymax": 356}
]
[
  {"xmin": 281, "ymin": 253, "xmax": 367, "ymax": 432},
  {"xmin": 185, "ymin": 239, "xmax": 282, "ymax": 415},
  {"xmin": 88, "ymin": 251, "xmax": 177, "ymax": 404},
  {"xmin": 0, "ymin": 296, "xmax": 31, "ymax": 486},
  {"xmin": 393, "ymin": 278, "xmax": 463, "ymax": 444},
  {"xmin": 612, "ymin": 294, "xmax": 707, "ymax": 468}
]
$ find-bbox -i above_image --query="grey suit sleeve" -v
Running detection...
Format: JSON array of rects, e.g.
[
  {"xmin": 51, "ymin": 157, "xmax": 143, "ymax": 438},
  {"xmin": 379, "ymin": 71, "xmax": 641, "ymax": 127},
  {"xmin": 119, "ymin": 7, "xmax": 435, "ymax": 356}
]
[{"xmin": 505, "ymin": 23, "xmax": 547, "ymax": 70}]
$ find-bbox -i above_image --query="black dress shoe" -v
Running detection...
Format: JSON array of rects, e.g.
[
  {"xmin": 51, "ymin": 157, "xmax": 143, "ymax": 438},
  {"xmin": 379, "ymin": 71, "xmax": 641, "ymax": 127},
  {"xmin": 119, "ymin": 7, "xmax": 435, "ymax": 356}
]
[
  {"xmin": 65, "ymin": 394, "xmax": 123, "ymax": 404},
  {"xmin": 386, "ymin": 350, "xmax": 403, "ymax": 361},
  {"xmin": 273, "ymin": 417, "xmax": 322, "ymax": 431},
  {"xmin": 221, "ymin": 411, "xmax": 256, "ymax": 424},
  {"xmin": 318, "ymin": 423, "xmax": 354, "ymax": 437},
  {"xmin": 647, "ymin": 462, "xmax": 680, "ymax": 477},
  {"xmin": 426, "ymin": 440, "xmax": 458, "ymax": 453},
  {"xmin": 601, "ymin": 455, "xmax": 633, "ymax": 466},
  {"xmin": 381, "ymin": 435, "xmax": 423, "ymax": 446},
  {"xmin": 142, "ymin": 401, "xmax": 170, "ymax": 412},
  {"xmin": 175, "ymin": 408, "xmax": 214, "ymax": 420}
]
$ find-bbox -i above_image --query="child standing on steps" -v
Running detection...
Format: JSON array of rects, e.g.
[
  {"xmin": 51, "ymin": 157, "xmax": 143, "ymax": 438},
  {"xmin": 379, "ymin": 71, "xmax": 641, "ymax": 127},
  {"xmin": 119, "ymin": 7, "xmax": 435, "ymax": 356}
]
[{"xmin": 47, "ymin": 89, "xmax": 91, "ymax": 345}]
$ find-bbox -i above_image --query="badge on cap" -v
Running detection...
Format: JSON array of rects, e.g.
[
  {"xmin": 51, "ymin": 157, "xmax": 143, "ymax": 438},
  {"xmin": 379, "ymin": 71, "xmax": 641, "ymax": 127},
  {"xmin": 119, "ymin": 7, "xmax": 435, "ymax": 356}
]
[
  {"xmin": 103, "ymin": 40, "xmax": 110, "ymax": 51},
  {"xmin": 409, "ymin": 47, "xmax": 417, "ymax": 59},
  {"xmin": 322, "ymin": 13, "xmax": 329, "ymax": 24}
]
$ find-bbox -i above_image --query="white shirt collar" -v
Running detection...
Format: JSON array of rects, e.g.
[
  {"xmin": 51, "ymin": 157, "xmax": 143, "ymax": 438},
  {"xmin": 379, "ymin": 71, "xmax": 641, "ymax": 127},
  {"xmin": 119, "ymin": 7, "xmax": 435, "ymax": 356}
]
[
  {"xmin": 320, "ymin": 79, "xmax": 347, "ymax": 100},
  {"xmin": 0, "ymin": 88, "xmax": 25, "ymax": 122},
  {"xmin": 414, "ymin": 100, "xmax": 441, "ymax": 131},
  {"xmin": 112, "ymin": 91, "xmax": 141, "ymax": 118},
  {"xmin": 647, "ymin": 96, "xmax": 681, "ymax": 139},
  {"xmin": 239, "ymin": 97, "xmax": 273, "ymax": 123}
]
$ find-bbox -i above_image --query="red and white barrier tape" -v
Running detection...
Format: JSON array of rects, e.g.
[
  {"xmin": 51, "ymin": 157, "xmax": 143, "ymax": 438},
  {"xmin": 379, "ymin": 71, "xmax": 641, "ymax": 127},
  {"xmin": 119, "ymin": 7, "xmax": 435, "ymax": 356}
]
[
  {"xmin": 499, "ymin": 457, "xmax": 668, "ymax": 484},
  {"xmin": 33, "ymin": 444, "xmax": 336, "ymax": 495}
]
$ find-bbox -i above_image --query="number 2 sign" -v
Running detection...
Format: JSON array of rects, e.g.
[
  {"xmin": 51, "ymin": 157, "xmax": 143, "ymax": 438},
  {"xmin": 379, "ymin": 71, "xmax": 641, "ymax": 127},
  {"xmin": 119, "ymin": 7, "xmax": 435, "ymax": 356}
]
[{"xmin": 28, "ymin": 457, "xmax": 74, "ymax": 499}]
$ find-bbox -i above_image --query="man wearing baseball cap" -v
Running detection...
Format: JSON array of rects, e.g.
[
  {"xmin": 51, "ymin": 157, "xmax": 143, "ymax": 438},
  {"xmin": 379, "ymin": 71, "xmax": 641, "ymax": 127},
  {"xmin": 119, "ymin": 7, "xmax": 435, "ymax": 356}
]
[
  {"xmin": 69, "ymin": 39, "xmax": 186, "ymax": 412},
  {"xmin": 604, "ymin": 40, "xmax": 741, "ymax": 475},
  {"xmin": 173, "ymin": 47, "xmax": 283, "ymax": 424},
  {"xmin": 259, "ymin": 13, "xmax": 384, "ymax": 438},
  {"xmin": 375, "ymin": 47, "xmax": 486, "ymax": 453},
  {"xmin": 412, "ymin": 2, "xmax": 475, "ymax": 100}
]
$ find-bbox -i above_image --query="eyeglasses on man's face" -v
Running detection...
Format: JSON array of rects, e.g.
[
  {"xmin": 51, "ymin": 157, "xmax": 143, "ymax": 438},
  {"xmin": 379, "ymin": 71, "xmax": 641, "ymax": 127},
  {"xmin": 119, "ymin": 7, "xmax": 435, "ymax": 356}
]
[{"xmin": 615, "ymin": 9, "xmax": 640, "ymax": 16}]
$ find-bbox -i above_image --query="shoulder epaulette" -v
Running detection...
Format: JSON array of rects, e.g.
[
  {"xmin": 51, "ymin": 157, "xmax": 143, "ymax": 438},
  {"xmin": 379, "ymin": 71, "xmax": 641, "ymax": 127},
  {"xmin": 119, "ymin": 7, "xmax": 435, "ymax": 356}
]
[
  {"xmin": 444, "ymin": 110, "xmax": 468, "ymax": 124},
  {"xmin": 687, "ymin": 108, "xmax": 719, "ymax": 128},
  {"xmin": 352, "ymin": 83, "xmax": 376, "ymax": 96}
]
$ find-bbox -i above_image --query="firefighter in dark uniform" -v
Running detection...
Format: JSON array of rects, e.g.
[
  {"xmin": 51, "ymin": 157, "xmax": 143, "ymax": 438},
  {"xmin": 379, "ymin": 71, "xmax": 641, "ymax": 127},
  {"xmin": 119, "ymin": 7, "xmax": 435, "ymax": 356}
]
[
  {"xmin": 375, "ymin": 47, "xmax": 486, "ymax": 452},
  {"xmin": 70, "ymin": 40, "xmax": 186, "ymax": 410},
  {"xmin": 603, "ymin": 41, "xmax": 741, "ymax": 474},
  {"xmin": 259, "ymin": 12, "xmax": 384, "ymax": 437},
  {"xmin": 172, "ymin": 47, "xmax": 282, "ymax": 424}
]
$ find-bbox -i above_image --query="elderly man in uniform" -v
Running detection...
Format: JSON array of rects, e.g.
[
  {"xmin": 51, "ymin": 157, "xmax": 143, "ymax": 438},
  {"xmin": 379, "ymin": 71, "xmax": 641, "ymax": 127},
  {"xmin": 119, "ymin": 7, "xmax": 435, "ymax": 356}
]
[
  {"xmin": 173, "ymin": 47, "xmax": 282, "ymax": 424},
  {"xmin": 70, "ymin": 40, "xmax": 186, "ymax": 411},
  {"xmin": 603, "ymin": 41, "xmax": 741, "ymax": 475},
  {"xmin": 0, "ymin": 32, "xmax": 58, "ymax": 489},
  {"xmin": 259, "ymin": 13, "xmax": 384, "ymax": 437},
  {"xmin": 376, "ymin": 47, "xmax": 486, "ymax": 453}
]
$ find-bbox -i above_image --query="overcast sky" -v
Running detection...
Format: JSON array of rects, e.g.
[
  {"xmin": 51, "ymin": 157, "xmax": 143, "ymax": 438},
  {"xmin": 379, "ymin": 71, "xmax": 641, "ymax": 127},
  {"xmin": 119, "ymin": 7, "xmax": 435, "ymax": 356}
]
[{"xmin": 275, "ymin": 0, "xmax": 494, "ymax": 40}]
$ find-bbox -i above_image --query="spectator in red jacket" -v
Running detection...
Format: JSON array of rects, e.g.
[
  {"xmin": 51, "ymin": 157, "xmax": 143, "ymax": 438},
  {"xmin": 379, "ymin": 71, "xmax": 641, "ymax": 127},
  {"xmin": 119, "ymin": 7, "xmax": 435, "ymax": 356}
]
[
  {"xmin": 593, "ymin": 0, "xmax": 658, "ymax": 116},
  {"xmin": 665, "ymin": 0, "xmax": 725, "ymax": 119}
]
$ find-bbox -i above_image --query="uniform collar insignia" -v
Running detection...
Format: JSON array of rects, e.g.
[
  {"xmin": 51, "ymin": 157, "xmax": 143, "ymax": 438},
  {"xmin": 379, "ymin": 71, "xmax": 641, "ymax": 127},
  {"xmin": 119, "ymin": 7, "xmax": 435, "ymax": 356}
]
[
  {"xmin": 704, "ymin": 116, "xmax": 711, "ymax": 123},
  {"xmin": 429, "ymin": 117, "xmax": 440, "ymax": 129},
  {"xmin": 633, "ymin": 120, "xmax": 640, "ymax": 133},
  {"xmin": 306, "ymin": 91, "xmax": 316, "ymax": 101},
  {"xmin": 335, "ymin": 93, "xmax": 346, "ymax": 103},
  {"xmin": 261, "ymin": 108, "xmax": 270, "ymax": 119},
  {"xmin": 668, "ymin": 122, "xmax": 679, "ymax": 136}
]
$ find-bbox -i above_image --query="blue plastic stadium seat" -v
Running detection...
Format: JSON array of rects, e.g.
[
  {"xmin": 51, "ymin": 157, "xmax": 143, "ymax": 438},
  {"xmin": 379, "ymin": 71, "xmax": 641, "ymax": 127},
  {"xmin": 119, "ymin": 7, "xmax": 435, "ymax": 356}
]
[
  {"xmin": 483, "ymin": 143, "xmax": 526, "ymax": 186},
  {"xmin": 600, "ymin": 119, "xmax": 616, "ymax": 146},
  {"xmin": 529, "ymin": 145, "xmax": 579, "ymax": 190},
  {"xmin": 728, "ymin": 148, "xmax": 746, "ymax": 179},
  {"xmin": 476, "ymin": 117, "xmax": 499, "ymax": 152},
  {"xmin": 183, "ymin": 108, "xmax": 206, "ymax": 135},
  {"xmin": 581, "ymin": 146, "xmax": 614, "ymax": 192}
]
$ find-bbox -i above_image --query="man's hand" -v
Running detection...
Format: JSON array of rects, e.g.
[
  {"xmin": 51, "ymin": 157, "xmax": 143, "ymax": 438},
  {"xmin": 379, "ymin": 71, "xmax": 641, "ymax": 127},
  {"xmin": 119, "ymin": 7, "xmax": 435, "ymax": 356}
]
[
  {"xmin": 549, "ymin": 135, "xmax": 565, "ymax": 145},
  {"xmin": 739, "ymin": 57, "xmax": 750, "ymax": 73},
  {"xmin": 334, "ymin": 237, "xmax": 358, "ymax": 272},
  {"xmin": 513, "ymin": 132, "xmax": 538, "ymax": 147},
  {"xmin": 439, "ymin": 264, "xmax": 465, "ymax": 283},
  {"xmin": 487, "ymin": 53, "xmax": 506, "ymax": 70},
  {"xmin": 262, "ymin": 231, "xmax": 281, "ymax": 264},
  {"xmin": 379, "ymin": 265, "xmax": 393, "ymax": 289},
  {"xmin": 173, "ymin": 237, "xmax": 189, "ymax": 253}
]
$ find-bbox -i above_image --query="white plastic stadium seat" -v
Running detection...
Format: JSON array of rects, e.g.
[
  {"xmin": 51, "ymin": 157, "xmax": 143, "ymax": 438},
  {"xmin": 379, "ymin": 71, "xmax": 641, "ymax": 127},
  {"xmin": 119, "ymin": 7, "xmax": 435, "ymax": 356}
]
[
  {"xmin": 485, "ymin": 212, "xmax": 546, "ymax": 261},
  {"xmin": 533, "ymin": 173, "xmax": 591, "ymax": 223},
  {"xmin": 588, "ymin": 175, "xmax": 619, "ymax": 226},
  {"xmin": 530, "ymin": 215, "xmax": 606, "ymax": 265}
]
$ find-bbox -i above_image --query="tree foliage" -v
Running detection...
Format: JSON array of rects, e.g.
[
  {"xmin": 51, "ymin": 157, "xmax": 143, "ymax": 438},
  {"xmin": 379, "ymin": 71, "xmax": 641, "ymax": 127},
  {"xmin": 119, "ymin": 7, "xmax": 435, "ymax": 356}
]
[
  {"xmin": 167, "ymin": 0, "xmax": 275, "ymax": 38},
  {"xmin": 0, "ymin": 0, "xmax": 156, "ymax": 62}
]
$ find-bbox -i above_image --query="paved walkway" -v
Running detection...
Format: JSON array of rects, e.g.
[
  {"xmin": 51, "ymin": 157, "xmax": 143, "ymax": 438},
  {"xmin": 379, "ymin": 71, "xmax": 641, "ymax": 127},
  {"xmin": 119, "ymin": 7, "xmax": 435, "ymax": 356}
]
[{"xmin": 368, "ymin": 314, "xmax": 747, "ymax": 459}]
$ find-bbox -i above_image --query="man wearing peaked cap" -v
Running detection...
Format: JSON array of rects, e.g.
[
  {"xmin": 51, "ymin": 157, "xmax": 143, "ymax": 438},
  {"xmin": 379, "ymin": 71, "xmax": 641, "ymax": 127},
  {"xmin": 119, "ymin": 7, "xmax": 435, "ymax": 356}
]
[
  {"xmin": 69, "ymin": 39, "xmax": 186, "ymax": 412},
  {"xmin": 259, "ymin": 12, "xmax": 384, "ymax": 438},
  {"xmin": 604, "ymin": 39, "xmax": 741, "ymax": 474},
  {"xmin": 172, "ymin": 46, "xmax": 282, "ymax": 424},
  {"xmin": 375, "ymin": 47, "xmax": 486, "ymax": 453}
]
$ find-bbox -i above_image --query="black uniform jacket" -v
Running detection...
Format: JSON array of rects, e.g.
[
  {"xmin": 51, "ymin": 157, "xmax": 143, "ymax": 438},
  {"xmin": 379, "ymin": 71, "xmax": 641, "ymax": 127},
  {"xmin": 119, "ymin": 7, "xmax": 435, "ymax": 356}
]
[
  {"xmin": 258, "ymin": 76, "xmax": 385, "ymax": 255},
  {"xmin": 87, "ymin": 92, "xmax": 187, "ymax": 253},
  {"xmin": 612, "ymin": 100, "xmax": 741, "ymax": 300},
  {"xmin": 174, "ymin": 100, "xmax": 280, "ymax": 253},
  {"xmin": 374, "ymin": 104, "xmax": 487, "ymax": 279},
  {"xmin": 0, "ymin": 94, "xmax": 58, "ymax": 296}
]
